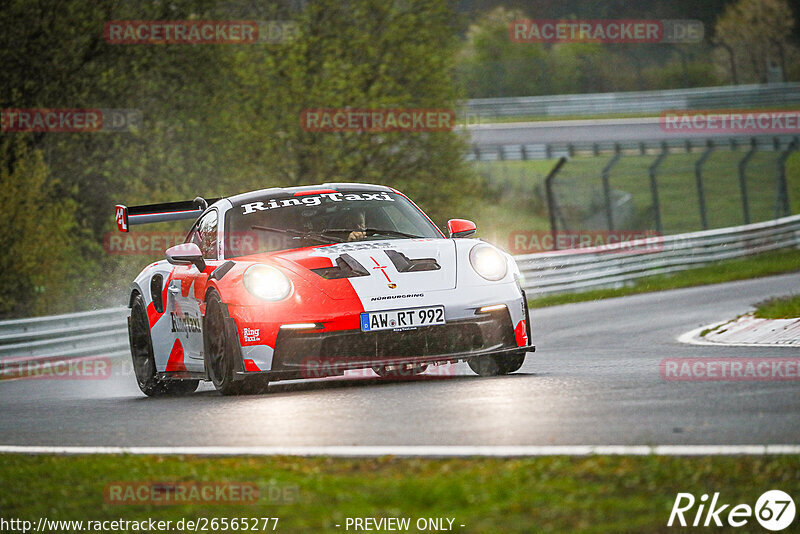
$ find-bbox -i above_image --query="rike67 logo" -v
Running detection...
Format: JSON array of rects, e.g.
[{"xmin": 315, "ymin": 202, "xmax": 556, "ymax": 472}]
[{"xmin": 668, "ymin": 490, "xmax": 795, "ymax": 531}]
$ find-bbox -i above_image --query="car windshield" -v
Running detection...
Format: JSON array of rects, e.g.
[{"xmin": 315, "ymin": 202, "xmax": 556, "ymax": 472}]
[{"xmin": 224, "ymin": 191, "xmax": 442, "ymax": 258}]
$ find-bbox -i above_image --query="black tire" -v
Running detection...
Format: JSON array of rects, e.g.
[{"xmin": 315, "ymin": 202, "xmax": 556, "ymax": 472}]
[
  {"xmin": 203, "ymin": 291, "xmax": 266, "ymax": 395},
  {"xmin": 129, "ymin": 293, "xmax": 199, "ymax": 397},
  {"xmin": 468, "ymin": 352, "xmax": 526, "ymax": 377}
]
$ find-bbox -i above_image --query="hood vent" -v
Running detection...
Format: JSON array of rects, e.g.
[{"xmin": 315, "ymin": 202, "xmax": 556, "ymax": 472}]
[
  {"xmin": 311, "ymin": 253, "xmax": 370, "ymax": 279},
  {"xmin": 385, "ymin": 249, "xmax": 440, "ymax": 272}
]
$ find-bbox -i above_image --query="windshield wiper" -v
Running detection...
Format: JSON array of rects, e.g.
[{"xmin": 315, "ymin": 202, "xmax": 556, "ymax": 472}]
[
  {"xmin": 321, "ymin": 228, "xmax": 425, "ymax": 239},
  {"xmin": 251, "ymin": 225, "xmax": 344, "ymax": 244}
]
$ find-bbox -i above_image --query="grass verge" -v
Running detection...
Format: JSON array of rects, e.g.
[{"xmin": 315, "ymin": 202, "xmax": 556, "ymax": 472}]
[
  {"xmin": 1, "ymin": 454, "xmax": 798, "ymax": 533},
  {"xmin": 529, "ymin": 248, "xmax": 800, "ymax": 308},
  {"xmin": 754, "ymin": 294, "xmax": 800, "ymax": 319}
]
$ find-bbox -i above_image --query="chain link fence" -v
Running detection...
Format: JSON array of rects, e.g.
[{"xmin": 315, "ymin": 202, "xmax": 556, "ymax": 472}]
[{"xmin": 543, "ymin": 137, "xmax": 798, "ymax": 238}]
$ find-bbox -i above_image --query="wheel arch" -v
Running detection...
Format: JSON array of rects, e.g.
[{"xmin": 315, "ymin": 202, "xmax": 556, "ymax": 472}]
[{"xmin": 128, "ymin": 284, "xmax": 144, "ymax": 308}]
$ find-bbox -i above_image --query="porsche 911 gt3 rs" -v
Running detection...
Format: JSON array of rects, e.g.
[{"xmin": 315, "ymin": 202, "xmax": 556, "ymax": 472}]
[{"xmin": 117, "ymin": 183, "xmax": 534, "ymax": 396}]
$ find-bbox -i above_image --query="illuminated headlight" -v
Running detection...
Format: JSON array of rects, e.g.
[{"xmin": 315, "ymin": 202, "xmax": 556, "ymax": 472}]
[
  {"xmin": 243, "ymin": 264, "xmax": 292, "ymax": 301},
  {"xmin": 469, "ymin": 243, "xmax": 507, "ymax": 281}
]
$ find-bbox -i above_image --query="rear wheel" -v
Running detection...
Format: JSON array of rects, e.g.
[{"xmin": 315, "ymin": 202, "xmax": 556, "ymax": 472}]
[
  {"xmin": 203, "ymin": 291, "xmax": 266, "ymax": 395},
  {"xmin": 468, "ymin": 352, "xmax": 526, "ymax": 377},
  {"xmin": 129, "ymin": 293, "xmax": 199, "ymax": 397}
]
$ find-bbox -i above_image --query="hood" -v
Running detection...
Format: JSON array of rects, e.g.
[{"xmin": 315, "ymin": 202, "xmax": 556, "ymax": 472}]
[{"xmin": 269, "ymin": 239, "xmax": 456, "ymax": 300}]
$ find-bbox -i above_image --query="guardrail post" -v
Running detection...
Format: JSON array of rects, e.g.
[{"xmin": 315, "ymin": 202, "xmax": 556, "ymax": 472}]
[
  {"xmin": 520, "ymin": 145, "xmax": 528, "ymax": 161},
  {"xmin": 737, "ymin": 138, "xmax": 757, "ymax": 225},
  {"xmin": 695, "ymin": 140, "xmax": 714, "ymax": 230},
  {"xmin": 648, "ymin": 143, "xmax": 668, "ymax": 235},
  {"xmin": 776, "ymin": 138, "xmax": 797, "ymax": 218},
  {"xmin": 601, "ymin": 145, "xmax": 622, "ymax": 231},
  {"xmin": 545, "ymin": 157, "xmax": 568, "ymax": 249}
]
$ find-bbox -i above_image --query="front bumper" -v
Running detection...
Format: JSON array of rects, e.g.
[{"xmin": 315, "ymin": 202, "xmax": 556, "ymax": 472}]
[{"xmin": 236, "ymin": 307, "xmax": 534, "ymax": 381}]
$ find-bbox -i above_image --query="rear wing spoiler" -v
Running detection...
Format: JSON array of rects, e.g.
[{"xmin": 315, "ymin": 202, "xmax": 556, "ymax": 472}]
[{"xmin": 114, "ymin": 197, "xmax": 219, "ymax": 232}]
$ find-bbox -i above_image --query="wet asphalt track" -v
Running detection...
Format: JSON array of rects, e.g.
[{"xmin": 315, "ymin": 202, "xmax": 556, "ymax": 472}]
[
  {"xmin": 1, "ymin": 273, "xmax": 799, "ymax": 448},
  {"xmin": 467, "ymin": 117, "xmax": 744, "ymax": 147}
]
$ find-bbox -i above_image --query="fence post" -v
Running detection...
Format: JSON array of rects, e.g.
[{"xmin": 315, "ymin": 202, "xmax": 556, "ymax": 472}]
[
  {"xmin": 737, "ymin": 138, "xmax": 757, "ymax": 225},
  {"xmin": 545, "ymin": 157, "xmax": 568, "ymax": 249},
  {"xmin": 776, "ymin": 138, "xmax": 798, "ymax": 218},
  {"xmin": 695, "ymin": 140, "xmax": 714, "ymax": 230},
  {"xmin": 649, "ymin": 143, "xmax": 668, "ymax": 235},
  {"xmin": 601, "ymin": 145, "xmax": 622, "ymax": 231}
]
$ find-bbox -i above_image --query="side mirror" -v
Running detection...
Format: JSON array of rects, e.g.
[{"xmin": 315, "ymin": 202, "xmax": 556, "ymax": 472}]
[
  {"xmin": 166, "ymin": 243, "xmax": 206, "ymax": 272},
  {"xmin": 447, "ymin": 219, "xmax": 477, "ymax": 238}
]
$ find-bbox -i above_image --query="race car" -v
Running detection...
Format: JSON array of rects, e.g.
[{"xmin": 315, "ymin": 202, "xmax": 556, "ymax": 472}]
[{"xmin": 117, "ymin": 183, "xmax": 534, "ymax": 396}]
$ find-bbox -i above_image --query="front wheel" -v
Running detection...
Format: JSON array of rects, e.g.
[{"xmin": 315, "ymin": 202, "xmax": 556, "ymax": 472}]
[
  {"xmin": 129, "ymin": 293, "xmax": 199, "ymax": 397},
  {"xmin": 468, "ymin": 352, "xmax": 526, "ymax": 377},
  {"xmin": 203, "ymin": 291, "xmax": 266, "ymax": 395}
]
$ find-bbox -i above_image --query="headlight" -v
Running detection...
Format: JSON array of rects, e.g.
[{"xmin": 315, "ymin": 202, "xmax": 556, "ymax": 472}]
[
  {"xmin": 243, "ymin": 264, "xmax": 292, "ymax": 301},
  {"xmin": 469, "ymin": 243, "xmax": 507, "ymax": 281}
]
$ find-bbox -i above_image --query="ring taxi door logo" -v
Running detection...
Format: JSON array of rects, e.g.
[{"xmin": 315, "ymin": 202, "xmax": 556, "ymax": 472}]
[{"xmin": 668, "ymin": 490, "xmax": 795, "ymax": 530}]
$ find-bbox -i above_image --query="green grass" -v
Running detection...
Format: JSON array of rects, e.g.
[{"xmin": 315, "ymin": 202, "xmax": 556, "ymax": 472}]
[
  {"xmin": 528, "ymin": 249, "xmax": 800, "ymax": 308},
  {"xmin": 754, "ymin": 294, "xmax": 800, "ymax": 319},
  {"xmin": 471, "ymin": 159, "xmax": 555, "ymax": 246},
  {"xmin": 1, "ymin": 454, "xmax": 799, "ymax": 533}
]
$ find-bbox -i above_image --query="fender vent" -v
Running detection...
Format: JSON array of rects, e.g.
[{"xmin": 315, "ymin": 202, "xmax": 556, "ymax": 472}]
[
  {"xmin": 150, "ymin": 274, "xmax": 164, "ymax": 313},
  {"xmin": 311, "ymin": 253, "xmax": 370, "ymax": 279},
  {"xmin": 385, "ymin": 249, "xmax": 440, "ymax": 272}
]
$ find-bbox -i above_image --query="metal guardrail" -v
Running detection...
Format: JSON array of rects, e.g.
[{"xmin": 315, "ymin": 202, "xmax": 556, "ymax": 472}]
[
  {"xmin": 0, "ymin": 308, "xmax": 129, "ymax": 370},
  {"xmin": 465, "ymin": 83, "xmax": 800, "ymax": 119},
  {"xmin": 516, "ymin": 214, "xmax": 800, "ymax": 295},
  {"xmin": 1, "ymin": 214, "xmax": 799, "ymax": 366},
  {"xmin": 468, "ymin": 134, "xmax": 799, "ymax": 161}
]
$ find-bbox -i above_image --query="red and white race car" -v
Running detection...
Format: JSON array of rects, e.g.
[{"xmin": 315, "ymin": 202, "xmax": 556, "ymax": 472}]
[{"xmin": 118, "ymin": 183, "xmax": 533, "ymax": 396}]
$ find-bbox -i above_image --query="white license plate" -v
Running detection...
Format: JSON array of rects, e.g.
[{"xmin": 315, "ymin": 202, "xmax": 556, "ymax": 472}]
[{"xmin": 360, "ymin": 306, "xmax": 445, "ymax": 332}]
